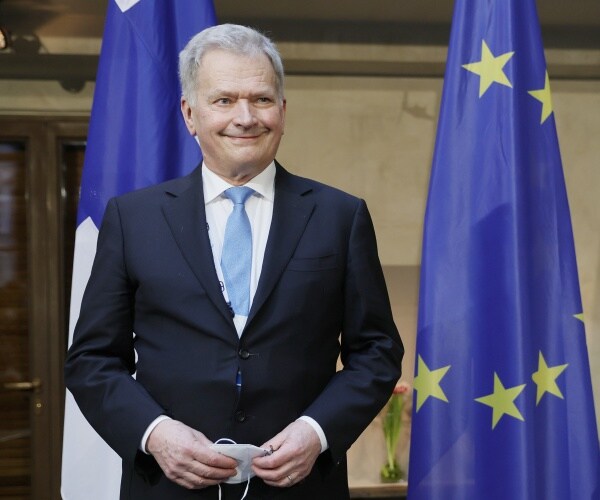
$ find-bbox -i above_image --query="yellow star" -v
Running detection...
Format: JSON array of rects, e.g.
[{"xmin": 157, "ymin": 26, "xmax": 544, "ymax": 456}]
[
  {"xmin": 462, "ymin": 40, "xmax": 514, "ymax": 97},
  {"xmin": 531, "ymin": 351, "xmax": 568, "ymax": 405},
  {"xmin": 413, "ymin": 355, "xmax": 450, "ymax": 412},
  {"xmin": 573, "ymin": 313, "xmax": 584, "ymax": 323},
  {"xmin": 528, "ymin": 71, "xmax": 554, "ymax": 124},
  {"xmin": 475, "ymin": 372, "xmax": 526, "ymax": 429}
]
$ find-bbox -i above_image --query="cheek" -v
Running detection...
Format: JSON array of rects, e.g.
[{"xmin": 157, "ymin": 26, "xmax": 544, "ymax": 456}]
[
  {"xmin": 264, "ymin": 113, "xmax": 285, "ymax": 135},
  {"xmin": 201, "ymin": 111, "xmax": 233, "ymax": 133},
  {"xmin": 275, "ymin": 111, "xmax": 286, "ymax": 133}
]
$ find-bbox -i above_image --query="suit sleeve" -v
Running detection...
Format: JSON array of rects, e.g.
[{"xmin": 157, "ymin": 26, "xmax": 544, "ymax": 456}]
[
  {"xmin": 64, "ymin": 198, "xmax": 166, "ymax": 462},
  {"xmin": 303, "ymin": 199, "xmax": 404, "ymax": 462}
]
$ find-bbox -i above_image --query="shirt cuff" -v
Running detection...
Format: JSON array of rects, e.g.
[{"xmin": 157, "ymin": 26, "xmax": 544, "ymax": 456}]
[
  {"xmin": 140, "ymin": 415, "xmax": 172, "ymax": 454},
  {"xmin": 298, "ymin": 416, "xmax": 328, "ymax": 453}
]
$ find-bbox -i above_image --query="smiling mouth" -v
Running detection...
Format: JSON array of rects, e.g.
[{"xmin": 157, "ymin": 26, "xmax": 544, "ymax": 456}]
[
  {"xmin": 223, "ymin": 129, "xmax": 268, "ymax": 140},
  {"xmin": 224, "ymin": 134, "xmax": 265, "ymax": 144}
]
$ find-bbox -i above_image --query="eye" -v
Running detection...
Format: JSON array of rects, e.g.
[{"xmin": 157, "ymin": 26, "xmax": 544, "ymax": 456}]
[
  {"xmin": 256, "ymin": 97, "xmax": 272, "ymax": 104},
  {"xmin": 215, "ymin": 97, "xmax": 231, "ymax": 105}
]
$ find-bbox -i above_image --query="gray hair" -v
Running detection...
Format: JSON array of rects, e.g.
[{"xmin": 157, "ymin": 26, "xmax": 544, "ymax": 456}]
[{"xmin": 179, "ymin": 24, "xmax": 285, "ymax": 106}]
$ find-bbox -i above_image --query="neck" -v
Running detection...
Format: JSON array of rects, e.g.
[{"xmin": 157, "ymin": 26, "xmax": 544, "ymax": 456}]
[{"xmin": 204, "ymin": 161, "xmax": 271, "ymax": 186}]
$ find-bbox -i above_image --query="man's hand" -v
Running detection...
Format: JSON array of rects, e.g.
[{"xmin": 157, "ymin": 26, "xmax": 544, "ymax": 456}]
[
  {"xmin": 252, "ymin": 420, "xmax": 321, "ymax": 487},
  {"xmin": 146, "ymin": 419, "xmax": 237, "ymax": 490}
]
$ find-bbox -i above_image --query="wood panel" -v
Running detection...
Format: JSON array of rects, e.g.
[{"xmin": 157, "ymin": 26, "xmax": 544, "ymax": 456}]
[
  {"xmin": 0, "ymin": 142, "xmax": 30, "ymax": 498},
  {"xmin": 0, "ymin": 119, "xmax": 88, "ymax": 500}
]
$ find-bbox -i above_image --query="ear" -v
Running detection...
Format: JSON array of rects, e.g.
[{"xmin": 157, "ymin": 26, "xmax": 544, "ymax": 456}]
[
  {"xmin": 281, "ymin": 98, "xmax": 287, "ymax": 134},
  {"xmin": 180, "ymin": 97, "xmax": 196, "ymax": 136}
]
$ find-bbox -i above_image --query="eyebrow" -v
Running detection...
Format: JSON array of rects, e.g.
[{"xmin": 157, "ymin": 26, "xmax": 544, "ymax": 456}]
[{"xmin": 207, "ymin": 86, "xmax": 277, "ymax": 99}]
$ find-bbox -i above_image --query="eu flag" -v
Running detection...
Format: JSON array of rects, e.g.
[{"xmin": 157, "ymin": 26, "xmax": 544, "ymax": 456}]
[
  {"xmin": 407, "ymin": 1, "xmax": 600, "ymax": 499},
  {"xmin": 61, "ymin": 1, "xmax": 216, "ymax": 498}
]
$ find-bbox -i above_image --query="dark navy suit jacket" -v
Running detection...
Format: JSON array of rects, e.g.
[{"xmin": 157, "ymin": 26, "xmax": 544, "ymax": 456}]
[{"xmin": 65, "ymin": 162, "xmax": 403, "ymax": 499}]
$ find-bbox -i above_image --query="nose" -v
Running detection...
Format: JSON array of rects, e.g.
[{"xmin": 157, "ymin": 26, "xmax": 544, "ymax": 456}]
[{"xmin": 232, "ymin": 100, "xmax": 258, "ymax": 128}]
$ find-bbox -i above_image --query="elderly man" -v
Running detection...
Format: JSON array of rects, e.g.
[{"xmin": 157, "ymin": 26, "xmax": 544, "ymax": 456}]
[{"xmin": 65, "ymin": 24, "xmax": 403, "ymax": 500}]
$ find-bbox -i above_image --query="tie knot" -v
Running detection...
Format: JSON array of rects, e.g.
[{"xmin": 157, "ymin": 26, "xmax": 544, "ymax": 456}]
[{"xmin": 224, "ymin": 186, "xmax": 254, "ymax": 205}]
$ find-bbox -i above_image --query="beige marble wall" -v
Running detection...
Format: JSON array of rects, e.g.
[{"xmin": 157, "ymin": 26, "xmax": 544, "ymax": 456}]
[
  {"xmin": 279, "ymin": 76, "xmax": 439, "ymax": 267},
  {"xmin": 1, "ymin": 72, "xmax": 598, "ymax": 486},
  {"xmin": 553, "ymin": 80, "xmax": 600, "ymax": 451}
]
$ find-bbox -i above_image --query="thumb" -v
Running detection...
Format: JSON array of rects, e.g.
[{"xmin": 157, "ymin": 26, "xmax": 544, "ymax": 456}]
[{"xmin": 263, "ymin": 434, "xmax": 285, "ymax": 454}]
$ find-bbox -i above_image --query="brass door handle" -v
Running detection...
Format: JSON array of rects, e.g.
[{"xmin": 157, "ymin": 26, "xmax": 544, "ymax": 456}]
[{"xmin": 3, "ymin": 378, "xmax": 42, "ymax": 392}]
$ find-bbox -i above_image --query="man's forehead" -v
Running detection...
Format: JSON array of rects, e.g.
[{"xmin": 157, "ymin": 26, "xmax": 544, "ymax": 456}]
[{"xmin": 197, "ymin": 50, "xmax": 277, "ymax": 88}]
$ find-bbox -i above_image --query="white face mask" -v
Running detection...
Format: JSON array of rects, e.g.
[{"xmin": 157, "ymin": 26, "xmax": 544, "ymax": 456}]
[{"xmin": 211, "ymin": 441, "xmax": 271, "ymax": 484}]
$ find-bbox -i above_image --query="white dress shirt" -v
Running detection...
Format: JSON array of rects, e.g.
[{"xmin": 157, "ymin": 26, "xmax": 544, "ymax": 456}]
[
  {"xmin": 202, "ymin": 162, "xmax": 275, "ymax": 336},
  {"xmin": 141, "ymin": 162, "xmax": 327, "ymax": 453}
]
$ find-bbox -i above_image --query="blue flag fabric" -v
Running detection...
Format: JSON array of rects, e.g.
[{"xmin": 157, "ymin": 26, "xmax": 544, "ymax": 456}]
[
  {"xmin": 78, "ymin": 0, "xmax": 216, "ymax": 227},
  {"xmin": 62, "ymin": 1, "xmax": 216, "ymax": 498},
  {"xmin": 408, "ymin": 1, "xmax": 600, "ymax": 499}
]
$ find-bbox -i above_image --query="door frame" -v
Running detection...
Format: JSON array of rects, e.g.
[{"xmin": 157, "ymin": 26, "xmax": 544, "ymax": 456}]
[{"xmin": 0, "ymin": 117, "xmax": 88, "ymax": 500}]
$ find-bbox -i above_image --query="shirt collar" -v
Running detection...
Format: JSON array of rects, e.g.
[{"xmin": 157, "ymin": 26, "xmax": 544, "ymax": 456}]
[{"xmin": 202, "ymin": 162, "xmax": 276, "ymax": 204}]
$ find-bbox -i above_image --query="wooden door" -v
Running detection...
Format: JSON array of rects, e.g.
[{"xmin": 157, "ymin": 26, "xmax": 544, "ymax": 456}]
[{"xmin": 0, "ymin": 119, "xmax": 86, "ymax": 500}]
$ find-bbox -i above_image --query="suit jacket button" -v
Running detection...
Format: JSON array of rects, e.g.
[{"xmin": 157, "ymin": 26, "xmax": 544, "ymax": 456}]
[
  {"xmin": 235, "ymin": 410, "xmax": 246, "ymax": 422},
  {"xmin": 239, "ymin": 349, "xmax": 250, "ymax": 360}
]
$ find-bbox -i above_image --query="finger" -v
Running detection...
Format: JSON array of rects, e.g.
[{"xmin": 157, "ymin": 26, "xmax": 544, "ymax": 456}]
[
  {"xmin": 253, "ymin": 436, "xmax": 296, "ymax": 469},
  {"xmin": 286, "ymin": 473, "xmax": 295, "ymax": 487},
  {"xmin": 167, "ymin": 458, "xmax": 237, "ymax": 490},
  {"xmin": 196, "ymin": 448, "xmax": 239, "ymax": 470},
  {"xmin": 189, "ymin": 458, "xmax": 237, "ymax": 481},
  {"xmin": 259, "ymin": 428, "xmax": 290, "ymax": 456},
  {"xmin": 252, "ymin": 459, "xmax": 301, "ymax": 484},
  {"xmin": 155, "ymin": 445, "xmax": 236, "ymax": 485},
  {"xmin": 162, "ymin": 465, "xmax": 216, "ymax": 490},
  {"xmin": 263, "ymin": 433, "xmax": 286, "ymax": 452},
  {"xmin": 253, "ymin": 450, "xmax": 286, "ymax": 469},
  {"xmin": 170, "ymin": 470, "xmax": 223, "ymax": 490},
  {"xmin": 260, "ymin": 471, "xmax": 300, "ymax": 488}
]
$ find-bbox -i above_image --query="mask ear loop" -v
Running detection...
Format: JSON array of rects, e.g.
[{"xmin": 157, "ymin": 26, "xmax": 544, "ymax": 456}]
[
  {"xmin": 213, "ymin": 439, "xmax": 252, "ymax": 500},
  {"xmin": 214, "ymin": 438, "xmax": 236, "ymax": 445},
  {"xmin": 216, "ymin": 479, "xmax": 251, "ymax": 500},
  {"xmin": 239, "ymin": 477, "xmax": 251, "ymax": 500}
]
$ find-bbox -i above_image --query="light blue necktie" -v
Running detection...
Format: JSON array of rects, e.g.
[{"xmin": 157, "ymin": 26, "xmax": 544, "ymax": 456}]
[{"xmin": 221, "ymin": 186, "xmax": 254, "ymax": 317}]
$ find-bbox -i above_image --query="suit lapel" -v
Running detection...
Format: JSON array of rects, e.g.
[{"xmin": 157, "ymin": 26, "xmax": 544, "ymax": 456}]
[
  {"xmin": 161, "ymin": 168, "xmax": 235, "ymax": 327},
  {"xmin": 247, "ymin": 164, "xmax": 315, "ymax": 326}
]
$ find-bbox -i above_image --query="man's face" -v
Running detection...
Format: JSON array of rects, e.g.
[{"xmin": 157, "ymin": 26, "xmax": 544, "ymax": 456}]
[{"xmin": 181, "ymin": 49, "xmax": 286, "ymax": 184}]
